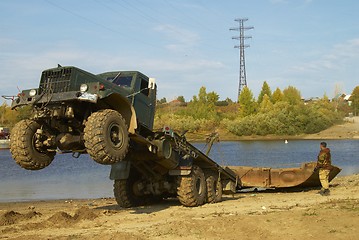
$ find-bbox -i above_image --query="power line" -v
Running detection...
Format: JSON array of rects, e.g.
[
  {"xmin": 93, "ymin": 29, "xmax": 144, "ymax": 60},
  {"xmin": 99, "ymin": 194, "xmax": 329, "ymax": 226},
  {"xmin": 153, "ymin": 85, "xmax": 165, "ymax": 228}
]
[
  {"xmin": 161, "ymin": 0, "xmax": 214, "ymax": 32},
  {"xmin": 45, "ymin": 0, "xmax": 160, "ymax": 49},
  {"xmin": 230, "ymin": 18, "xmax": 253, "ymax": 100}
]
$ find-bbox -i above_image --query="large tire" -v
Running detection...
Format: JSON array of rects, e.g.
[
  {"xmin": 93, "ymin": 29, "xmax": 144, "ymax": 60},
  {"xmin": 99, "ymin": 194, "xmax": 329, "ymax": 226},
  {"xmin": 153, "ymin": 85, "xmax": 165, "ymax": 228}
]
[
  {"xmin": 84, "ymin": 109, "xmax": 129, "ymax": 165},
  {"xmin": 113, "ymin": 169, "xmax": 145, "ymax": 208},
  {"xmin": 10, "ymin": 120, "xmax": 55, "ymax": 170},
  {"xmin": 206, "ymin": 174, "xmax": 223, "ymax": 203},
  {"xmin": 177, "ymin": 165, "xmax": 207, "ymax": 207}
]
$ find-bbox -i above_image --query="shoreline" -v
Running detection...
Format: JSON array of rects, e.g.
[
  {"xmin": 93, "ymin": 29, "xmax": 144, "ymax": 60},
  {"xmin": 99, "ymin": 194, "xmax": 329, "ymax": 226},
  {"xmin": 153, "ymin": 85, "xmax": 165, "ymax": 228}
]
[
  {"xmin": 187, "ymin": 132, "xmax": 359, "ymax": 142},
  {"xmin": 0, "ymin": 172, "xmax": 356, "ymax": 205}
]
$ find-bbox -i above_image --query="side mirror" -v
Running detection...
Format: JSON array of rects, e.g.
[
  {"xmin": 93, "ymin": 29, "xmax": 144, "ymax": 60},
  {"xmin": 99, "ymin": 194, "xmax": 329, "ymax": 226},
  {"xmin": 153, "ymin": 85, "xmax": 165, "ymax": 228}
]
[{"xmin": 148, "ymin": 78, "xmax": 156, "ymax": 90}]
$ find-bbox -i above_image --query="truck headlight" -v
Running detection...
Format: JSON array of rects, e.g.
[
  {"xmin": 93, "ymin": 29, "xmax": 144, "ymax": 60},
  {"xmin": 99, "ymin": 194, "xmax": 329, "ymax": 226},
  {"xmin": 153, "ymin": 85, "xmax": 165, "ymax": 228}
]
[
  {"xmin": 80, "ymin": 84, "xmax": 88, "ymax": 93},
  {"xmin": 29, "ymin": 89, "xmax": 37, "ymax": 97}
]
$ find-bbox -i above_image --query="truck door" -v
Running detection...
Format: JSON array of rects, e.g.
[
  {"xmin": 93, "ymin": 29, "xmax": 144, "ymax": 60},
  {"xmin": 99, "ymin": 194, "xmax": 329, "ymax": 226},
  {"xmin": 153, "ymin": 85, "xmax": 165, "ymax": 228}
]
[{"xmin": 133, "ymin": 77, "xmax": 155, "ymax": 130}]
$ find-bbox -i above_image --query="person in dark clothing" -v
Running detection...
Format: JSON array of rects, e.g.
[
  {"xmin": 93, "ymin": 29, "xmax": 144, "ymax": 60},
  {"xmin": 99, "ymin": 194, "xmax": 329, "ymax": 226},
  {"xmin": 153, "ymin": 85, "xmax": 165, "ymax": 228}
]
[{"xmin": 315, "ymin": 142, "xmax": 332, "ymax": 196}]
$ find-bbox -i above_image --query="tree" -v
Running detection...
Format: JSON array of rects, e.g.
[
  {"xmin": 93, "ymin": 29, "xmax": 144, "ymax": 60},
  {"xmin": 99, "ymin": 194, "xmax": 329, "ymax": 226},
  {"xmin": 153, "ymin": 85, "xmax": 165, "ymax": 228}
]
[
  {"xmin": 177, "ymin": 96, "xmax": 185, "ymax": 103},
  {"xmin": 186, "ymin": 86, "xmax": 218, "ymax": 119},
  {"xmin": 0, "ymin": 103, "xmax": 15, "ymax": 126},
  {"xmin": 350, "ymin": 86, "xmax": 359, "ymax": 116},
  {"xmin": 272, "ymin": 87, "xmax": 284, "ymax": 103},
  {"xmin": 197, "ymin": 86, "xmax": 207, "ymax": 103},
  {"xmin": 258, "ymin": 81, "xmax": 272, "ymax": 103},
  {"xmin": 15, "ymin": 105, "xmax": 32, "ymax": 122},
  {"xmin": 334, "ymin": 83, "xmax": 343, "ymax": 98},
  {"xmin": 207, "ymin": 91, "xmax": 219, "ymax": 104},
  {"xmin": 225, "ymin": 97, "xmax": 233, "ymax": 104},
  {"xmin": 238, "ymin": 86, "xmax": 256, "ymax": 117},
  {"xmin": 259, "ymin": 94, "xmax": 273, "ymax": 113},
  {"xmin": 157, "ymin": 97, "xmax": 167, "ymax": 104},
  {"xmin": 283, "ymin": 86, "xmax": 301, "ymax": 105},
  {"xmin": 322, "ymin": 93, "xmax": 329, "ymax": 102},
  {"xmin": 192, "ymin": 86, "xmax": 219, "ymax": 104}
]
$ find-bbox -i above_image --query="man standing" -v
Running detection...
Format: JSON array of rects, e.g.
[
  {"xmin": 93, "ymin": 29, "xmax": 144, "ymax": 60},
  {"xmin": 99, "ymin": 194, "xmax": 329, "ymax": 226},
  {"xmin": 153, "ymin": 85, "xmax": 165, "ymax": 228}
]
[{"xmin": 315, "ymin": 142, "xmax": 332, "ymax": 196}]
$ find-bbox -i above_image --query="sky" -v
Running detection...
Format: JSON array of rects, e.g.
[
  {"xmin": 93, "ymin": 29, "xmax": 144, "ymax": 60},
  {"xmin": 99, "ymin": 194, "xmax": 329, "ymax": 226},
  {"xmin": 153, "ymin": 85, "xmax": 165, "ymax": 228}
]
[{"xmin": 1, "ymin": 0, "xmax": 359, "ymax": 103}]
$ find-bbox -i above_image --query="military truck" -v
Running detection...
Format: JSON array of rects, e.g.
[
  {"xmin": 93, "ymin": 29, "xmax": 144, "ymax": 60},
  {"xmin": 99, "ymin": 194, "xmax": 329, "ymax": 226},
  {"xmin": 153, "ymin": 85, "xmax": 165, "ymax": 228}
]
[{"xmin": 9, "ymin": 65, "xmax": 239, "ymax": 207}]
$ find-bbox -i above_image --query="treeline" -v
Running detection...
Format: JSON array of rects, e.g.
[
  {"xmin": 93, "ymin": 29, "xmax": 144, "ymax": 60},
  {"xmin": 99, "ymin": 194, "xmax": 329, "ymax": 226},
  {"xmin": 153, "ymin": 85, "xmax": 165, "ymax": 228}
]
[
  {"xmin": 0, "ymin": 104, "xmax": 31, "ymax": 128},
  {"xmin": 1, "ymin": 84, "xmax": 358, "ymax": 137},
  {"xmin": 155, "ymin": 82, "xmax": 359, "ymax": 136}
]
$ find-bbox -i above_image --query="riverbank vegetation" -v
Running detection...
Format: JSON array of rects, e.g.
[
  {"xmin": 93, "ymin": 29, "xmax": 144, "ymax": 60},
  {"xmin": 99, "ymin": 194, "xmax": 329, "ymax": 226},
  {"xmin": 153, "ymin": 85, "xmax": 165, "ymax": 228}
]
[
  {"xmin": 0, "ymin": 83, "xmax": 357, "ymax": 137},
  {"xmin": 0, "ymin": 104, "xmax": 31, "ymax": 128},
  {"xmin": 155, "ymin": 83, "xmax": 358, "ymax": 136}
]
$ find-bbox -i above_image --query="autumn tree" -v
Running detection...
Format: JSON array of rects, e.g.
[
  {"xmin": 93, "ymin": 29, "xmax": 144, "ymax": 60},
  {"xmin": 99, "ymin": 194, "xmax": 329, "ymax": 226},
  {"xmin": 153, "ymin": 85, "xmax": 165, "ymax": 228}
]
[
  {"xmin": 187, "ymin": 86, "xmax": 219, "ymax": 119},
  {"xmin": 350, "ymin": 86, "xmax": 359, "ymax": 115},
  {"xmin": 283, "ymin": 86, "xmax": 301, "ymax": 105},
  {"xmin": 238, "ymin": 86, "xmax": 256, "ymax": 117},
  {"xmin": 0, "ymin": 103, "xmax": 32, "ymax": 128},
  {"xmin": 259, "ymin": 94, "xmax": 273, "ymax": 113},
  {"xmin": 272, "ymin": 87, "xmax": 284, "ymax": 103},
  {"xmin": 258, "ymin": 81, "xmax": 272, "ymax": 103}
]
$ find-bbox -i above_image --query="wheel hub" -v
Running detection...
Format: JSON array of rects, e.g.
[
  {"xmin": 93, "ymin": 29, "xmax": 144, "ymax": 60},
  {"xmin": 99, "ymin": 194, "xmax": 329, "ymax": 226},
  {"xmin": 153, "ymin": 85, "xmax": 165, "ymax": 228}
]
[{"xmin": 109, "ymin": 123, "xmax": 123, "ymax": 147}]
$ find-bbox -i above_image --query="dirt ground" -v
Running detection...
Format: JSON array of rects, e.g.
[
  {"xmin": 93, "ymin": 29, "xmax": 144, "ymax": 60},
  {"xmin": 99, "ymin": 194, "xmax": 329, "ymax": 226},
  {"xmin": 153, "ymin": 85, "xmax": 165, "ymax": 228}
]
[
  {"xmin": 1, "ymin": 118, "xmax": 358, "ymax": 239},
  {"xmin": 303, "ymin": 116, "xmax": 359, "ymax": 140},
  {"xmin": 1, "ymin": 173, "xmax": 358, "ymax": 240}
]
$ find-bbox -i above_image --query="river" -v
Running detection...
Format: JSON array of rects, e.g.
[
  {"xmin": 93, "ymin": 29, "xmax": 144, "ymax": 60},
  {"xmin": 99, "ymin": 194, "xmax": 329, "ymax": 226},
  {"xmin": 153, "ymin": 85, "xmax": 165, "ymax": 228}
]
[{"xmin": 0, "ymin": 140, "xmax": 358, "ymax": 202}]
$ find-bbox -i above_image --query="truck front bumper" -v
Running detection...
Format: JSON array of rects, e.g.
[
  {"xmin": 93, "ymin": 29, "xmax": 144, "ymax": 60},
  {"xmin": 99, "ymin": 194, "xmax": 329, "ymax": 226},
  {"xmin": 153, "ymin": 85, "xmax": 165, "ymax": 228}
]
[{"xmin": 11, "ymin": 91, "xmax": 98, "ymax": 109}]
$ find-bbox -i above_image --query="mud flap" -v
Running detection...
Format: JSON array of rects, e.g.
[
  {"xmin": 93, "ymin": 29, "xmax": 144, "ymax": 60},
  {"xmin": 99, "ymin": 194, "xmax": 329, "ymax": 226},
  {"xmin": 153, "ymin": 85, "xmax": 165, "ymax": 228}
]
[{"xmin": 109, "ymin": 161, "xmax": 131, "ymax": 180}]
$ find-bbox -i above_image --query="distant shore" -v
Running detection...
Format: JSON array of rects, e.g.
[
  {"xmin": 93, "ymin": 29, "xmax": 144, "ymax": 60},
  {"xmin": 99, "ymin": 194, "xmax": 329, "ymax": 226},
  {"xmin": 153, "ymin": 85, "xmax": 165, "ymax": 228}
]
[
  {"xmin": 186, "ymin": 116, "xmax": 359, "ymax": 141},
  {"xmin": 186, "ymin": 116, "xmax": 359, "ymax": 142}
]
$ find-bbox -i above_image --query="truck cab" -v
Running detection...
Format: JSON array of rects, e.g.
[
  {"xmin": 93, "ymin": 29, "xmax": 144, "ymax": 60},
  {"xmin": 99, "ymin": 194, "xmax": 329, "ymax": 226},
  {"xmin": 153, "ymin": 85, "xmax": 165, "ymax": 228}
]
[{"xmin": 97, "ymin": 71, "xmax": 156, "ymax": 131}]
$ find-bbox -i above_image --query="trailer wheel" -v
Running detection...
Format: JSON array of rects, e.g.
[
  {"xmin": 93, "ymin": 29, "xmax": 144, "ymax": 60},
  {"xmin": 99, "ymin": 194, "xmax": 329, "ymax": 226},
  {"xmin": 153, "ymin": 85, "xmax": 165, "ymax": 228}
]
[
  {"xmin": 113, "ymin": 169, "xmax": 145, "ymax": 208},
  {"xmin": 10, "ymin": 120, "xmax": 55, "ymax": 170},
  {"xmin": 84, "ymin": 109, "xmax": 129, "ymax": 165},
  {"xmin": 177, "ymin": 165, "xmax": 207, "ymax": 207},
  {"xmin": 206, "ymin": 175, "xmax": 223, "ymax": 203}
]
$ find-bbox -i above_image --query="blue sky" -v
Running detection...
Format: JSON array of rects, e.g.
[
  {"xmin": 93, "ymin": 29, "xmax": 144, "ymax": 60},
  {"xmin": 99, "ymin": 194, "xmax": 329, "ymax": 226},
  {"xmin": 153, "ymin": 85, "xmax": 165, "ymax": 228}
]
[{"xmin": 1, "ymin": 0, "xmax": 358, "ymax": 103}]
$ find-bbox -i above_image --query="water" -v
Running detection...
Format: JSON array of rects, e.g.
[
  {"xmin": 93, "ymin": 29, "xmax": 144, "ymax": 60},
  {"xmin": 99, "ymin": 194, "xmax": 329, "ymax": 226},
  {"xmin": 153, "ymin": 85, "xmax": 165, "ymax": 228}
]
[
  {"xmin": 0, "ymin": 140, "xmax": 358, "ymax": 202},
  {"xmin": 199, "ymin": 140, "xmax": 359, "ymax": 175},
  {"xmin": 0, "ymin": 150, "xmax": 113, "ymax": 202}
]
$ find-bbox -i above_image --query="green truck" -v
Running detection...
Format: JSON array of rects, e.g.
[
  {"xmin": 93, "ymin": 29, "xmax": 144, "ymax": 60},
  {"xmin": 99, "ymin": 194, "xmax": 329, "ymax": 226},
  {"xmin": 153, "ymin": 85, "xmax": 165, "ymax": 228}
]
[{"xmin": 9, "ymin": 65, "xmax": 239, "ymax": 207}]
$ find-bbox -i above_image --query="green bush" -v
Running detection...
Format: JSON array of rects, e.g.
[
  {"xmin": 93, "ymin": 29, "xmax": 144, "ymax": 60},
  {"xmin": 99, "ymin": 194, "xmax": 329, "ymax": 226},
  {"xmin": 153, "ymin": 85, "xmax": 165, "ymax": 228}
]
[
  {"xmin": 154, "ymin": 85, "xmax": 345, "ymax": 137},
  {"xmin": 224, "ymin": 100, "xmax": 343, "ymax": 136},
  {"xmin": 154, "ymin": 114, "xmax": 218, "ymax": 132}
]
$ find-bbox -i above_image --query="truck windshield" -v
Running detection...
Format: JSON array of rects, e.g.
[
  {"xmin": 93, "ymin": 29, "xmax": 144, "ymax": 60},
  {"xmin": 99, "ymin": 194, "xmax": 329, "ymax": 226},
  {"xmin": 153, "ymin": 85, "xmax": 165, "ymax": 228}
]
[{"xmin": 107, "ymin": 75, "xmax": 133, "ymax": 88}]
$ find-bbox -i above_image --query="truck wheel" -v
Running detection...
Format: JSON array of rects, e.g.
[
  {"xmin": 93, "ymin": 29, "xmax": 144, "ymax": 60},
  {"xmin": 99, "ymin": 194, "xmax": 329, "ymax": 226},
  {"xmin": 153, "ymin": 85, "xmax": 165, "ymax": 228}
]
[
  {"xmin": 10, "ymin": 120, "xmax": 55, "ymax": 170},
  {"xmin": 206, "ymin": 175, "xmax": 223, "ymax": 203},
  {"xmin": 84, "ymin": 109, "xmax": 129, "ymax": 165},
  {"xmin": 113, "ymin": 169, "xmax": 144, "ymax": 208},
  {"xmin": 177, "ymin": 165, "xmax": 207, "ymax": 207}
]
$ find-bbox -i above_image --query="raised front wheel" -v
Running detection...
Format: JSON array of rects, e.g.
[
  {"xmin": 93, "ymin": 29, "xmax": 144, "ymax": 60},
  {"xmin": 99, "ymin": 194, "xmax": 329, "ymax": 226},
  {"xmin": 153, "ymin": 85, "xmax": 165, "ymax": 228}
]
[
  {"xmin": 84, "ymin": 109, "xmax": 129, "ymax": 165},
  {"xmin": 10, "ymin": 119, "xmax": 55, "ymax": 170}
]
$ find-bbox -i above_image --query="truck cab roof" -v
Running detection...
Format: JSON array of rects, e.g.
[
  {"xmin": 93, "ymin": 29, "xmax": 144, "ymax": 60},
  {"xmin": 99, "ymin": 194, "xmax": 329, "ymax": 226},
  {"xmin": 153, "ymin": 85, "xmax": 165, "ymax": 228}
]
[{"xmin": 97, "ymin": 71, "xmax": 150, "ymax": 90}]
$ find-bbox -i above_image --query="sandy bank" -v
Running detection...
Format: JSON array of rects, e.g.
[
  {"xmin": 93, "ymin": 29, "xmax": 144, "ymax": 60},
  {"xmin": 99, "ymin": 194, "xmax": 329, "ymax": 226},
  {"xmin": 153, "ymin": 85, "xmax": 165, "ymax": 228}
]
[{"xmin": 1, "ymin": 174, "xmax": 358, "ymax": 240}]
